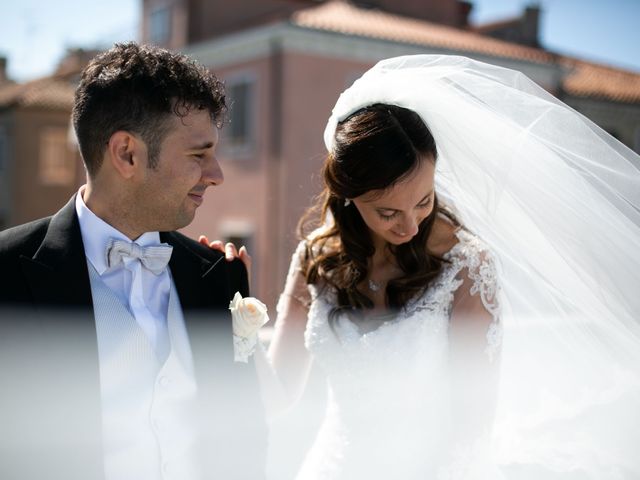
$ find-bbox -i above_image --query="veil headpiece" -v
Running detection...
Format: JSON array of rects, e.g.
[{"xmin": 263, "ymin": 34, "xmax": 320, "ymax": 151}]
[{"xmin": 324, "ymin": 55, "xmax": 640, "ymax": 471}]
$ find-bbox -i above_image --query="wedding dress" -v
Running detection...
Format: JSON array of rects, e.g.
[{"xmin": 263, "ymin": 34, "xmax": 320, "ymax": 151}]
[{"xmin": 293, "ymin": 227, "xmax": 502, "ymax": 480}]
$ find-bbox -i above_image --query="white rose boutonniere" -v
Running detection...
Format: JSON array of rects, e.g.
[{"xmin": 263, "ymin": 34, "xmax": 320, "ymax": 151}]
[{"xmin": 229, "ymin": 292, "xmax": 269, "ymax": 363}]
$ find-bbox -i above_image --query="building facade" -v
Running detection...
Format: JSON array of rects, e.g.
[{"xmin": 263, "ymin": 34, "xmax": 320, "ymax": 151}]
[{"xmin": 0, "ymin": 58, "xmax": 86, "ymax": 230}]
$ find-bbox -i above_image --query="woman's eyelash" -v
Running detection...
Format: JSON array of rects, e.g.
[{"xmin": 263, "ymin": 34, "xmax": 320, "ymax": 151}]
[
  {"xmin": 378, "ymin": 211, "xmax": 399, "ymax": 220},
  {"xmin": 378, "ymin": 199, "xmax": 431, "ymax": 220}
]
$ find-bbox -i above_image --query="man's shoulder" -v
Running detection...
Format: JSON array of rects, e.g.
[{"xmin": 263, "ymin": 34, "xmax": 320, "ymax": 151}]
[
  {"xmin": 164, "ymin": 231, "xmax": 249, "ymax": 299},
  {"xmin": 164, "ymin": 230, "xmax": 226, "ymax": 262},
  {"xmin": 165, "ymin": 231, "xmax": 247, "ymax": 280},
  {"xmin": 0, "ymin": 217, "xmax": 52, "ymax": 258}
]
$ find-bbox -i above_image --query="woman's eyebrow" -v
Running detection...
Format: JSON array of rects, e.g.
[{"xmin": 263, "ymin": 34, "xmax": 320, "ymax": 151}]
[{"xmin": 375, "ymin": 190, "xmax": 434, "ymax": 211}]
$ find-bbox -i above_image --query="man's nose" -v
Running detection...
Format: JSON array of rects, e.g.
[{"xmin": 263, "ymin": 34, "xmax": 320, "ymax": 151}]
[{"xmin": 203, "ymin": 156, "xmax": 224, "ymax": 186}]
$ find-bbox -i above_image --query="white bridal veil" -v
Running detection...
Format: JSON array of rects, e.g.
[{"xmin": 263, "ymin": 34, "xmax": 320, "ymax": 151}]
[{"xmin": 324, "ymin": 55, "xmax": 640, "ymax": 477}]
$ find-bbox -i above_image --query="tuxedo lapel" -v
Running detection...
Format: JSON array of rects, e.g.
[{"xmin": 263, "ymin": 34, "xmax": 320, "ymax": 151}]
[
  {"xmin": 19, "ymin": 195, "xmax": 94, "ymax": 308},
  {"xmin": 161, "ymin": 231, "xmax": 229, "ymax": 310},
  {"xmin": 7, "ymin": 196, "xmax": 105, "ymax": 479}
]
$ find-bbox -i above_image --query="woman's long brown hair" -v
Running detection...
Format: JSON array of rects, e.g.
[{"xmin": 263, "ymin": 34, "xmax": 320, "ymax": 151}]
[{"xmin": 300, "ymin": 104, "xmax": 459, "ymax": 323}]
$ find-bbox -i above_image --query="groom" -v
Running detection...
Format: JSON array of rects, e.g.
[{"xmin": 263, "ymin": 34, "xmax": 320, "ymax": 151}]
[{"xmin": 0, "ymin": 43, "xmax": 265, "ymax": 479}]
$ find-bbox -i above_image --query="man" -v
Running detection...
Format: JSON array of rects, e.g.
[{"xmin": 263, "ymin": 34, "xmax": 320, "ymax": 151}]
[{"xmin": 0, "ymin": 43, "xmax": 265, "ymax": 480}]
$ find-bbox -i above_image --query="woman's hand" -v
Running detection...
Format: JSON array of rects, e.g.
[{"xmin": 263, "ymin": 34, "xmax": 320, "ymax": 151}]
[{"xmin": 198, "ymin": 235, "xmax": 252, "ymax": 280}]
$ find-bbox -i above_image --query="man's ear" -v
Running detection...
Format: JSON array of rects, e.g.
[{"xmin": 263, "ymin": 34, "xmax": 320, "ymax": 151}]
[{"xmin": 106, "ymin": 131, "xmax": 144, "ymax": 179}]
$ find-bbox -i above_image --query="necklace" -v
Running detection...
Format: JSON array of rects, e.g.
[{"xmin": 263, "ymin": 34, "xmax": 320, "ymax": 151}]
[{"xmin": 368, "ymin": 279, "xmax": 382, "ymax": 292}]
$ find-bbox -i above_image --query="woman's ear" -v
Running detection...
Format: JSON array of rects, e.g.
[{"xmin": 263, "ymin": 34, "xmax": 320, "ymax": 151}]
[{"xmin": 106, "ymin": 131, "xmax": 141, "ymax": 179}]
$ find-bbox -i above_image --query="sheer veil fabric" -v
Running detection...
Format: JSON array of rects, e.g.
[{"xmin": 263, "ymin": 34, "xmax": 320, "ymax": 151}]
[{"xmin": 324, "ymin": 55, "xmax": 640, "ymax": 477}]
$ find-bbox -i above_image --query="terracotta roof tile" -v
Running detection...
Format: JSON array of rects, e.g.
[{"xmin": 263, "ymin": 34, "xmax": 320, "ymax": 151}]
[
  {"xmin": 291, "ymin": 0, "xmax": 554, "ymax": 64},
  {"xmin": 561, "ymin": 58, "xmax": 640, "ymax": 103},
  {"xmin": 291, "ymin": 1, "xmax": 640, "ymax": 104},
  {"xmin": 0, "ymin": 76, "xmax": 75, "ymax": 110}
]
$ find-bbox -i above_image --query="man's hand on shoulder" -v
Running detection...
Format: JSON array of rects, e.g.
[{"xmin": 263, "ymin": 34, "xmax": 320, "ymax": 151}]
[{"xmin": 198, "ymin": 235, "xmax": 252, "ymax": 282}]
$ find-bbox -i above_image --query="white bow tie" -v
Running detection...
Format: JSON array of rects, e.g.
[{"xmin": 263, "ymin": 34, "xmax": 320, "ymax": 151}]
[{"xmin": 106, "ymin": 239, "xmax": 173, "ymax": 275}]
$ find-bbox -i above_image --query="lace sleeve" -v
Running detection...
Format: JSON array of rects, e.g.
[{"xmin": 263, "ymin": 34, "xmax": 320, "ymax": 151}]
[
  {"xmin": 449, "ymin": 236, "xmax": 503, "ymax": 361},
  {"xmin": 469, "ymin": 249, "xmax": 502, "ymax": 359},
  {"xmin": 276, "ymin": 240, "xmax": 312, "ymax": 316}
]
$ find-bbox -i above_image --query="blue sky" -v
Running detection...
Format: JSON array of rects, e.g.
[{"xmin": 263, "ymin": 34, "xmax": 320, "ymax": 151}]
[
  {"xmin": 1, "ymin": 0, "xmax": 639, "ymax": 82},
  {"xmin": 471, "ymin": 0, "xmax": 640, "ymax": 72}
]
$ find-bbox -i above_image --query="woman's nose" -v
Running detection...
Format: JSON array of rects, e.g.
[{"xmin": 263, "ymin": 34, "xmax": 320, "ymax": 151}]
[{"xmin": 398, "ymin": 215, "xmax": 419, "ymax": 236}]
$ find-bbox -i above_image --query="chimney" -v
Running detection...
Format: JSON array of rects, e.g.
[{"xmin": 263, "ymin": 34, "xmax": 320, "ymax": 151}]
[
  {"xmin": 457, "ymin": 1, "xmax": 473, "ymax": 28},
  {"xmin": 0, "ymin": 57, "xmax": 8, "ymax": 84},
  {"xmin": 55, "ymin": 48, "xmax": 102, "ymax": 79},
  {"xmin": 522, "ymin": 4, "xmax": 541, "ymax": 47}
]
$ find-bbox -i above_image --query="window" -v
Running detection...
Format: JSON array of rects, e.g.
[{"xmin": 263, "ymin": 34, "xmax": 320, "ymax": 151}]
[
  {"xmin": 39, "ymin": 127, "xmax": 75, "ymax": 186},
  {"xmin": 226, "ymin": 76, "xmax": 255, "ymax": 152},
  {"xmin": 635, "ymin": 126, "xmax": 640, "ymax": 154},
  {"xmin": 149, "ymin": 6, "xmax": 172, "ymax": 45}
]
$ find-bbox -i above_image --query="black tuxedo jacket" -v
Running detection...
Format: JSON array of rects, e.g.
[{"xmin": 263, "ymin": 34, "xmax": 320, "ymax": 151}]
[{"xmin": 0, "ymin": 196, "xmax": 267, "ymax": 479}]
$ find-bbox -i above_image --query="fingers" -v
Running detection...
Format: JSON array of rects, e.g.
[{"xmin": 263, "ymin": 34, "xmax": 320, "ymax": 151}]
[
  {"xmin": 238, "ymin": 246, "xmax": 252, "ymax": 285},
  {"xmin": 209, "ymin": 240, "xmax": 224, "ymax": 251},
  {"xmin": 199, "ymin": 235, "xmax": 226, "ymax": 253},
  {"xmin": 238, "ymin": 246, "xmax": 252, "ymax": 268},
  {"xmin": 198, "ymin": 236, "xmax": 250, "ymax": 275},
  {"xmin": 224, "ymin": 242, "xmax": 238, "ymax": 261}
]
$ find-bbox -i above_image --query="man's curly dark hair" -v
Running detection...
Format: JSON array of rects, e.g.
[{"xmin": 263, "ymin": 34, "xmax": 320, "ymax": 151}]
[{"xmin": 72, "ymin": 42, "xmax": 226, "ymax": 176}]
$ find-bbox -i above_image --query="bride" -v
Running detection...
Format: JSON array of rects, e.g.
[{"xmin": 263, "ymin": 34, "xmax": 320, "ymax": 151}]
[
  {"xmin": 276, "ymin": 101, "xmax": 502, "ymax": 479},
  {"xmin": 211, "ymin": 55, "xmax": 640, "ymax": 479}
]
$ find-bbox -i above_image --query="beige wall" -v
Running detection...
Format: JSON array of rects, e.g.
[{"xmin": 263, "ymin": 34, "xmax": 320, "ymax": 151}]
[{"xmin": 9, "ymin": 108, "xmax": 83, "ymax": 226}]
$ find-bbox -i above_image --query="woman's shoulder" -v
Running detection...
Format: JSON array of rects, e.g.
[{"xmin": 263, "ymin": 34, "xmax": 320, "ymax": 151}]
[
  {"xmin": 298, "ymin": 224, "xmax": 337, "ymax": 256},
  {"xmin": 428, "ymin": 215, "xmax": 495, "ymax": 267},
  {"xmin": 427, "ymin": 214, "xmax": 462, "ymax": 257}
]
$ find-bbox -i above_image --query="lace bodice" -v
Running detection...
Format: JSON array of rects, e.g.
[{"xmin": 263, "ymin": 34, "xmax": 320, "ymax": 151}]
[
  {"xmin": 290, "ymin": 228, "xmax": 502, "ymax": 362},
  {"xmin": 284, "ymin": 228, "xmax": 502, "ymax": 480}
]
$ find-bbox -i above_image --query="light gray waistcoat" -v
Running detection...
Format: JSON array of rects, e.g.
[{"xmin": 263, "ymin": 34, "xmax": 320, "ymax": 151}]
[{"xmin": 88, "ymin": 262, "xmax": 201, "ymax": 480}]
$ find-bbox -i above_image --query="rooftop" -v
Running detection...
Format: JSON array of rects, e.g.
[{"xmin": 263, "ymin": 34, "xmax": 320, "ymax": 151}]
[
  {"xmin": 292, "ymin": 0, "xmax": 640, "ymax": 104},
  {"xmin": 561, "ymin": 58, "xmax": 640, "ymax": 103},
  {"xmin": 292, "ymin": 1, "xmax": 554, "ymax": 64},
  {"xmin": 0, "ymin": 76, "xmax": 75, "ymax": 110}
]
